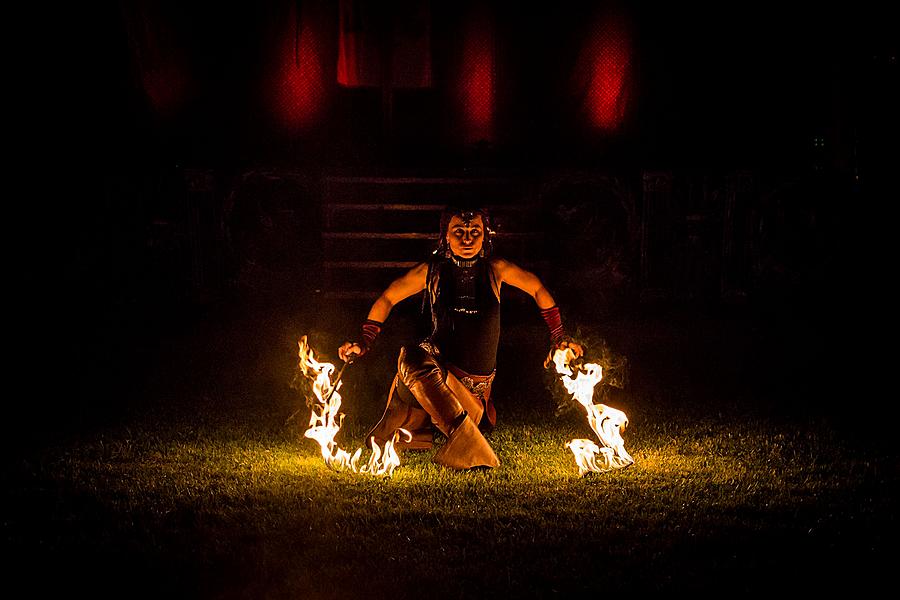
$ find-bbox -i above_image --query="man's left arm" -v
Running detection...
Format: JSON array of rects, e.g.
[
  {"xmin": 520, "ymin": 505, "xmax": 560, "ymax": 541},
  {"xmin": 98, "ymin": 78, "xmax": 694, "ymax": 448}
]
[{"xmin": 491, "ymin": 259, "xmax": 584, "ymax": 361}]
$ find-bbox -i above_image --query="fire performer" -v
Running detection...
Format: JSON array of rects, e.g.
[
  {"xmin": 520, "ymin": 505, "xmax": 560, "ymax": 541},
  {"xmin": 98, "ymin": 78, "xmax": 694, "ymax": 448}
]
[{"xmin": 339, "ymin": 205, "xmax": 583, "ymax": 470}]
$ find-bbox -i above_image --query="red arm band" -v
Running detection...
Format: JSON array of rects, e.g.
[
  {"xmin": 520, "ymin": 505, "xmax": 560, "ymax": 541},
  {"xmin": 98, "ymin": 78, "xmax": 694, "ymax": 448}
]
[
  {"xmin": 540, "ymin": 305, "xmax": 565, "ymax": 345},
  {"xmin": 360, "ymin": 319, "xmax": 383, "ymax": 351}
]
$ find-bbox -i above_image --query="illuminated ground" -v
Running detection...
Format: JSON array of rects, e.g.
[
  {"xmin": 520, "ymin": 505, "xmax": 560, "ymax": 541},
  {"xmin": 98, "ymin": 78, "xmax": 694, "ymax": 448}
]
[{"xmin": 6, "ymin": 287, "xmax": 895, "ymax": 597}]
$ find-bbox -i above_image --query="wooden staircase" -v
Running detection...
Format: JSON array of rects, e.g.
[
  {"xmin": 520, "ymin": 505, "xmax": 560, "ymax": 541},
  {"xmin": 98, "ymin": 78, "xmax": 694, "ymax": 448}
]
[{"xmin": 321, "ymin": 174, "xmax": 544, "ymax": 302}]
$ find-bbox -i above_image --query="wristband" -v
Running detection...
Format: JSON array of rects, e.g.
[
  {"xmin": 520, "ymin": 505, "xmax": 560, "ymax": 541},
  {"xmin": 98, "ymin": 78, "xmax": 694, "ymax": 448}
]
[
  {"xmin": 360, "ymin": 319, "xmax": 383, "ymax": 352},
  {"xmin": 540, "ymin": 305, "xmax": 565, "ymax": 346}
]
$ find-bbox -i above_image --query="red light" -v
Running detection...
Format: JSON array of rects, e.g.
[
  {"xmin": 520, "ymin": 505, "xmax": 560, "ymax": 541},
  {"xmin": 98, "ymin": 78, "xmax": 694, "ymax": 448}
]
[
  {"xmin": 270, "ymin": 5, "xmax": 327, "ymax": 131},
  {"xmin": 579, "ymin": 12, "xmax": 631, "ymax": 130},
  {"xmin": 142, "ymin": 66, "xmax": 188, "ymax": 116},
  {"xmin": 459, "ymin": 9, "xmax": 495, "ymax": 143}
]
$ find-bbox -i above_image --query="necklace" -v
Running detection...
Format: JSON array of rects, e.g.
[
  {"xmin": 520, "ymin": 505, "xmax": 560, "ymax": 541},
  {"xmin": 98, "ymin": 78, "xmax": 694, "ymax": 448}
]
[{"xmin": 449, "ymin": 254, "xmax": 479, "ymax": 268}]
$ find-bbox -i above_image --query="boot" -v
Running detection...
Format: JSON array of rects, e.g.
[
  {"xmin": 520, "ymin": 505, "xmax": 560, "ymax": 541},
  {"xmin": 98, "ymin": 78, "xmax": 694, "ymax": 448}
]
[
  {"xmin": 399, "ymin": 347, "xmax": 467, "ymax": 436},
  {"xmin": 432, "ymin": 415, "xmax": 500, "ymax": 469},
  {"xmin": 398, "ymin": 346, "xmax": 499, "ymax": 470},
  {"xmin": 366, "ymin": 375, "xmax": 434, "ymax": 450}
]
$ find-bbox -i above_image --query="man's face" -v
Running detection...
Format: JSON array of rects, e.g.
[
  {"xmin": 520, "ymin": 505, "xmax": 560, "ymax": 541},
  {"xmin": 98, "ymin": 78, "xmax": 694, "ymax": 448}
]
[{"xmin": 446, "ymin": 214, "xmax": 485, "ymax": 259}]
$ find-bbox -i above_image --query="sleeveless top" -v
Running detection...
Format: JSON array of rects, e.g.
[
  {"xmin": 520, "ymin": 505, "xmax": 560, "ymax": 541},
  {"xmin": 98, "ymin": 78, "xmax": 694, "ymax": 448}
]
[{"xmin": 426, "ymin": 257, "xmax": 500, "ymax": 376}]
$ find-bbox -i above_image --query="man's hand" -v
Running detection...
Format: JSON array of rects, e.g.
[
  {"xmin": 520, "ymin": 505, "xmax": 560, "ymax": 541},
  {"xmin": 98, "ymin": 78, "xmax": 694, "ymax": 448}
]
[
  {"xmin": 544, "ymin": 339, "xmax": 584, "ymax": 369},
  {"xmin": 338, "ymin": 341, "xmax": 364, "ymax": 363}
]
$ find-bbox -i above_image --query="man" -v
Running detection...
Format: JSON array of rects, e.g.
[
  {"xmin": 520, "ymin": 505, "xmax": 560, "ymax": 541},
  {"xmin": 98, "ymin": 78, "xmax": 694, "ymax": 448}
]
[{"xmin": 339, "ymin": 205, "xmax": 582, "ymax": 470}]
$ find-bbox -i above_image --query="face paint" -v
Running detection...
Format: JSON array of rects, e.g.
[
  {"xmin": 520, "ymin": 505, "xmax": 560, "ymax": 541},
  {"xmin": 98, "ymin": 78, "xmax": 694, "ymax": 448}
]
[{"xmin": 446, "ymin": 214, "xmax": 485, "ymax": 260}]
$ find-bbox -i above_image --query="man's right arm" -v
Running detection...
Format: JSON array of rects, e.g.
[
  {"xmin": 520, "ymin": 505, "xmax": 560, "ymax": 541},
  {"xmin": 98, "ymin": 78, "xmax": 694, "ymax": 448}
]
[
  {"xmin": 366, "ymin": 262, "xmax": 428, "ymax": 322},
  {"xmin": 338, "ymin": 263, "xmax": 428, "ymax": 361}
]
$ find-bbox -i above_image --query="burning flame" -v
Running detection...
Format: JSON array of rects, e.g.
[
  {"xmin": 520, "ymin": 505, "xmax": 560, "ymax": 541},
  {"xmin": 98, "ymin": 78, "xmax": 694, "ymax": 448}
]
[
  {"xmin": 297, "ymin": 336, "xmax": 409, "ymax": 477},
  {"xmin": 552, "ymin": 348, "xmax": 634, "ymax": 476}
]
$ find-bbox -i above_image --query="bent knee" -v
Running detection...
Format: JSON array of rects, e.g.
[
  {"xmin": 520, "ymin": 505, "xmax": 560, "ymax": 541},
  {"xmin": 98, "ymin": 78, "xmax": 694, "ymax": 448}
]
[{"xmin": 398, "ymin": 345, "xmax": 441, "ymax": 384}]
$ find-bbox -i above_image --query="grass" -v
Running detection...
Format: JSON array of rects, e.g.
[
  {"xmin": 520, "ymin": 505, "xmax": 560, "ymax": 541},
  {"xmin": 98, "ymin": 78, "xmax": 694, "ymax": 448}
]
[{"xmin": 5, "ymin": 299, "xmax": 896, "ymax": 598}]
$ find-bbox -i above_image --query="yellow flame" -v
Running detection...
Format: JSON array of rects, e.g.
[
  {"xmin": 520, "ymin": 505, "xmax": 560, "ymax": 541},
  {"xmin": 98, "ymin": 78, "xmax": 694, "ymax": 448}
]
[
  {"xmin": 552, "ymin": 348, "xmax": 634, "ymax": 475},
  {"xmin": 297, "ymin": 336, "xmax": 409, "ymax": 477}
]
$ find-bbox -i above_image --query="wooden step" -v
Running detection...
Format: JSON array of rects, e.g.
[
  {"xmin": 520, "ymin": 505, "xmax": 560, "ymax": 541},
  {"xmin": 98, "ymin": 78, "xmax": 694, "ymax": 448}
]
[
  {"xmin": 323, "ymin": 176, "xmax": 531, "ymax": 206},
  {"xmin": 323, "ymin": 203, "xmax": 544, "ymax": 232},
  {"xmin": 322, "ymin": 261, "xmax": 420, "ymax": 269},
  {"xmin": 322, "ymin": 231, "xmax": 541, "ymax": 240},
  {"xmin": 323, "ymin": 259, "xmax": 550, "ymax": 273},
  {"xmin": 323, "ymin": 235, "xmax": 548, "ymax": 262},
  {"xmin": 320, "ymin": 174, "xmax": 542, "ymax": 299},
  {"xmin": 322, "ymin": 290, "xmax": 383, "ymax": 300}
]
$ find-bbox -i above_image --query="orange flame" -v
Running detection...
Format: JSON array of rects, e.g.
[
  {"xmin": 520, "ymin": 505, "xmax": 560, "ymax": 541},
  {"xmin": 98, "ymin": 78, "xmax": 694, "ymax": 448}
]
[
  {"xmin": 552, "ymin": 348, "xmax": 634, "ymax": 476},
  {"xmin": 297, "ymin": 336, "xmax": 409, "ymax": 477}
]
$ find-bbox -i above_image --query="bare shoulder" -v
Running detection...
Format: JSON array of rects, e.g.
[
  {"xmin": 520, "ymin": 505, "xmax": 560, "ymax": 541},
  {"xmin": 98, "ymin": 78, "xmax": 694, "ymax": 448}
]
[
  {"xmin": 386, "ymin": 262, "xmax": 427, "ymax": 296},
  {"xmin": 489, "ymin": 257, "xmax": 530, "ymax": 279},
  {"xmin": 408, "ymin": 261, "xmax": 429, "ymax": 277},
  {"xmin": 488, "ymin": 257, "xmax": 513, "ymax": 276},
  {"xmin": 401, "ymin": 262, "xmax": 429, "ymax": 287},
  {"xmin": 489, "ymin": 257, "xmax": 544, "ymax": 295}
]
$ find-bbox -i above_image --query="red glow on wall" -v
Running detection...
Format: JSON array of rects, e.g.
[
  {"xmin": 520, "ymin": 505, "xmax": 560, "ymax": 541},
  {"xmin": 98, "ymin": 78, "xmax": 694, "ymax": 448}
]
[
  {"xmin": 579, "ymin": 12, "xmax": 631, "ymax": 131},
  {"xmin": 459, "ymin": 10, "xmax": 495, "ymax": 143},
  {"xmin": 270, "ymin": 5, "xmax": 327, "ymax": 132},
  {"xmin": 337, "ymin": 0, "xmax": 380, "ymax": 87},
  {"xmin": 123, "ymin": 1, "xmax": 190, "ymax": 117},
  {"xmin": 142, "ymin": 66, "xmax": 188, "ymax": 116}
]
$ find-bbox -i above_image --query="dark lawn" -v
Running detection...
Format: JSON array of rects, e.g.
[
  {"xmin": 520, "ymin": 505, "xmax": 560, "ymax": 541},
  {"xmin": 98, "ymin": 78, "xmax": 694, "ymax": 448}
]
[{"xmin": 5, "ymin": 285, "xmax": 896, "ymax": 598}]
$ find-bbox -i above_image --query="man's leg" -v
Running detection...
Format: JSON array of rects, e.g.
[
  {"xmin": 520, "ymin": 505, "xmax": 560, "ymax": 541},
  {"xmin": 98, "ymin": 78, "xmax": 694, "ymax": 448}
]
[
  {"xmin": 397, "ymin": 346, "xmax": 499, "ymax": 469},
  {"xmin": 366, "ymin": 374, "xmax": 434, "ymax": 451}
]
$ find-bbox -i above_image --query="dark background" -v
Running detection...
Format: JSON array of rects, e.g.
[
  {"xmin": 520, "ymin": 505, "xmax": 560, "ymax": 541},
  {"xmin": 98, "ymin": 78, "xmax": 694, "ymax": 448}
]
[
  {"xmin": 16, "ymin": 0, "xmax": 897, "ymax": 445},
  {"xmin": 6, "ymin": 6, "xmax": 895, "ymax": 596},
  {"xmin": 69, "ymin": 1, "xmax": 895, "ymax": 168}
]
